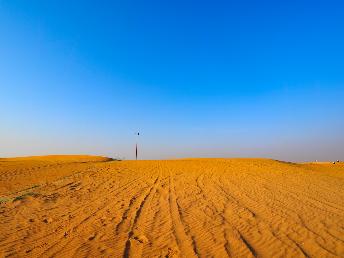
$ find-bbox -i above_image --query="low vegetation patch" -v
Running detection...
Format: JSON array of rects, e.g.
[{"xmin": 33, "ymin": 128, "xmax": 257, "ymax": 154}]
[
  {"xmin": 0, "ymin": 185, "xmax": 40, "ymax": 203},
  {"xmin": 0, "ymin": 197, "xmax": 11, "ymax": 204},
  {"xmin": 12, "ymin": 192, "xmax": 37, "ymax": 202}
]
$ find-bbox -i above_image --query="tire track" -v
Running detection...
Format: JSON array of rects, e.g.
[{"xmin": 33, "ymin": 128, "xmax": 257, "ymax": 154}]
[
  {"xmin": 168, "ymin": 173, "xmax": 198, "ymax": 258},
  {"xmin": 1, "ymin": 158, "xmax": 344, "ymax": 257},
  {"xmin": 122, "ymin": 175, "xmax": 161, "ymax": 258}
]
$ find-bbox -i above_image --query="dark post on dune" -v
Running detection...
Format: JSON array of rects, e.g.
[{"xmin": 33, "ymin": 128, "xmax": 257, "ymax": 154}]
[{"xmin": 135, "ymin": 132, "xmax": 139, "ymax": 160}]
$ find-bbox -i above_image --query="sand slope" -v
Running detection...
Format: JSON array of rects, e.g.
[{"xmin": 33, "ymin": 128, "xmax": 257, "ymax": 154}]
[{"xmin": 0, "ymin": 157, "xmax": 344, "ymax": 257}]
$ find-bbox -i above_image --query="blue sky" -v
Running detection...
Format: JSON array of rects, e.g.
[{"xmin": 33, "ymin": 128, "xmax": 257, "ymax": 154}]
[{"xmin": 1, "ymin": 0, "xmax": 343, "ymax": 161}]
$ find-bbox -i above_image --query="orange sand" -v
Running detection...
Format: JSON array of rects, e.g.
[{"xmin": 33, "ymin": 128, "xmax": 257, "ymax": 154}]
[{"xmin": 0, "ymin": 156, "xmax": 343, "ymax": 257}]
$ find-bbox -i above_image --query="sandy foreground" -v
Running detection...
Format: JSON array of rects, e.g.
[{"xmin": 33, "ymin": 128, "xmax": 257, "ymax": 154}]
[{"xmin": 0, "ymin": 156, "xmax": 344, "ymax": 257}]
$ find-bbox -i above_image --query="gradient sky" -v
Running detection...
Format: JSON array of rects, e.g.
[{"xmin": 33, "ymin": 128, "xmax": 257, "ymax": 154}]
[{"xmin": 1, "ymin": 0, "xmax": 344, "ymax": 161}]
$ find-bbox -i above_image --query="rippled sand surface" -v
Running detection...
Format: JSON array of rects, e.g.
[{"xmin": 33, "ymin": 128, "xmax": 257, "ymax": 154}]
[{"xmin": 1, "ymin": 156, "xmax": 344, "ymax": 257}]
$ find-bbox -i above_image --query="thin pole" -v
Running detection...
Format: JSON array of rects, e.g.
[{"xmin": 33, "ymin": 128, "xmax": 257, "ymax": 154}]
[{"xmin": 135, "ymin": 132, "xmax": 139, "ymax": 160}]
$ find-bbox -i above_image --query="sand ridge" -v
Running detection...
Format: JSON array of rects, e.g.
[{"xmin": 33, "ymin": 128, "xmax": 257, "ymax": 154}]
[{"xmin": 0, "ymin": 157, "xmax": 344, "ymax": 257}]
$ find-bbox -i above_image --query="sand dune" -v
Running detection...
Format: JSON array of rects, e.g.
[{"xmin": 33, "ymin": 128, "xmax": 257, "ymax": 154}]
[{"xmin": 0, "ymin": 157, "xmax": 344, "ymax": 257}]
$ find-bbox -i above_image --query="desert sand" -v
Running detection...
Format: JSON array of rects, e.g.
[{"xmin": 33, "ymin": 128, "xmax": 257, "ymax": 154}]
[{"xmin": 0, "ymin": 156, "xmax": 344, "ymax": 257}]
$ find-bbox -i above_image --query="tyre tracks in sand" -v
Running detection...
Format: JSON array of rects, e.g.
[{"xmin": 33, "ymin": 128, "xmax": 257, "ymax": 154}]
[{"xmin": 1, "ymin": 158, "xmax": 344, "ymax": 257}]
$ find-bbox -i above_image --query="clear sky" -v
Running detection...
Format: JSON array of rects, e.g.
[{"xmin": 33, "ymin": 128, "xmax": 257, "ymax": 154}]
[{"xmin": 1, "ymin": 0, "xmax": 343, "ymax": 161}]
